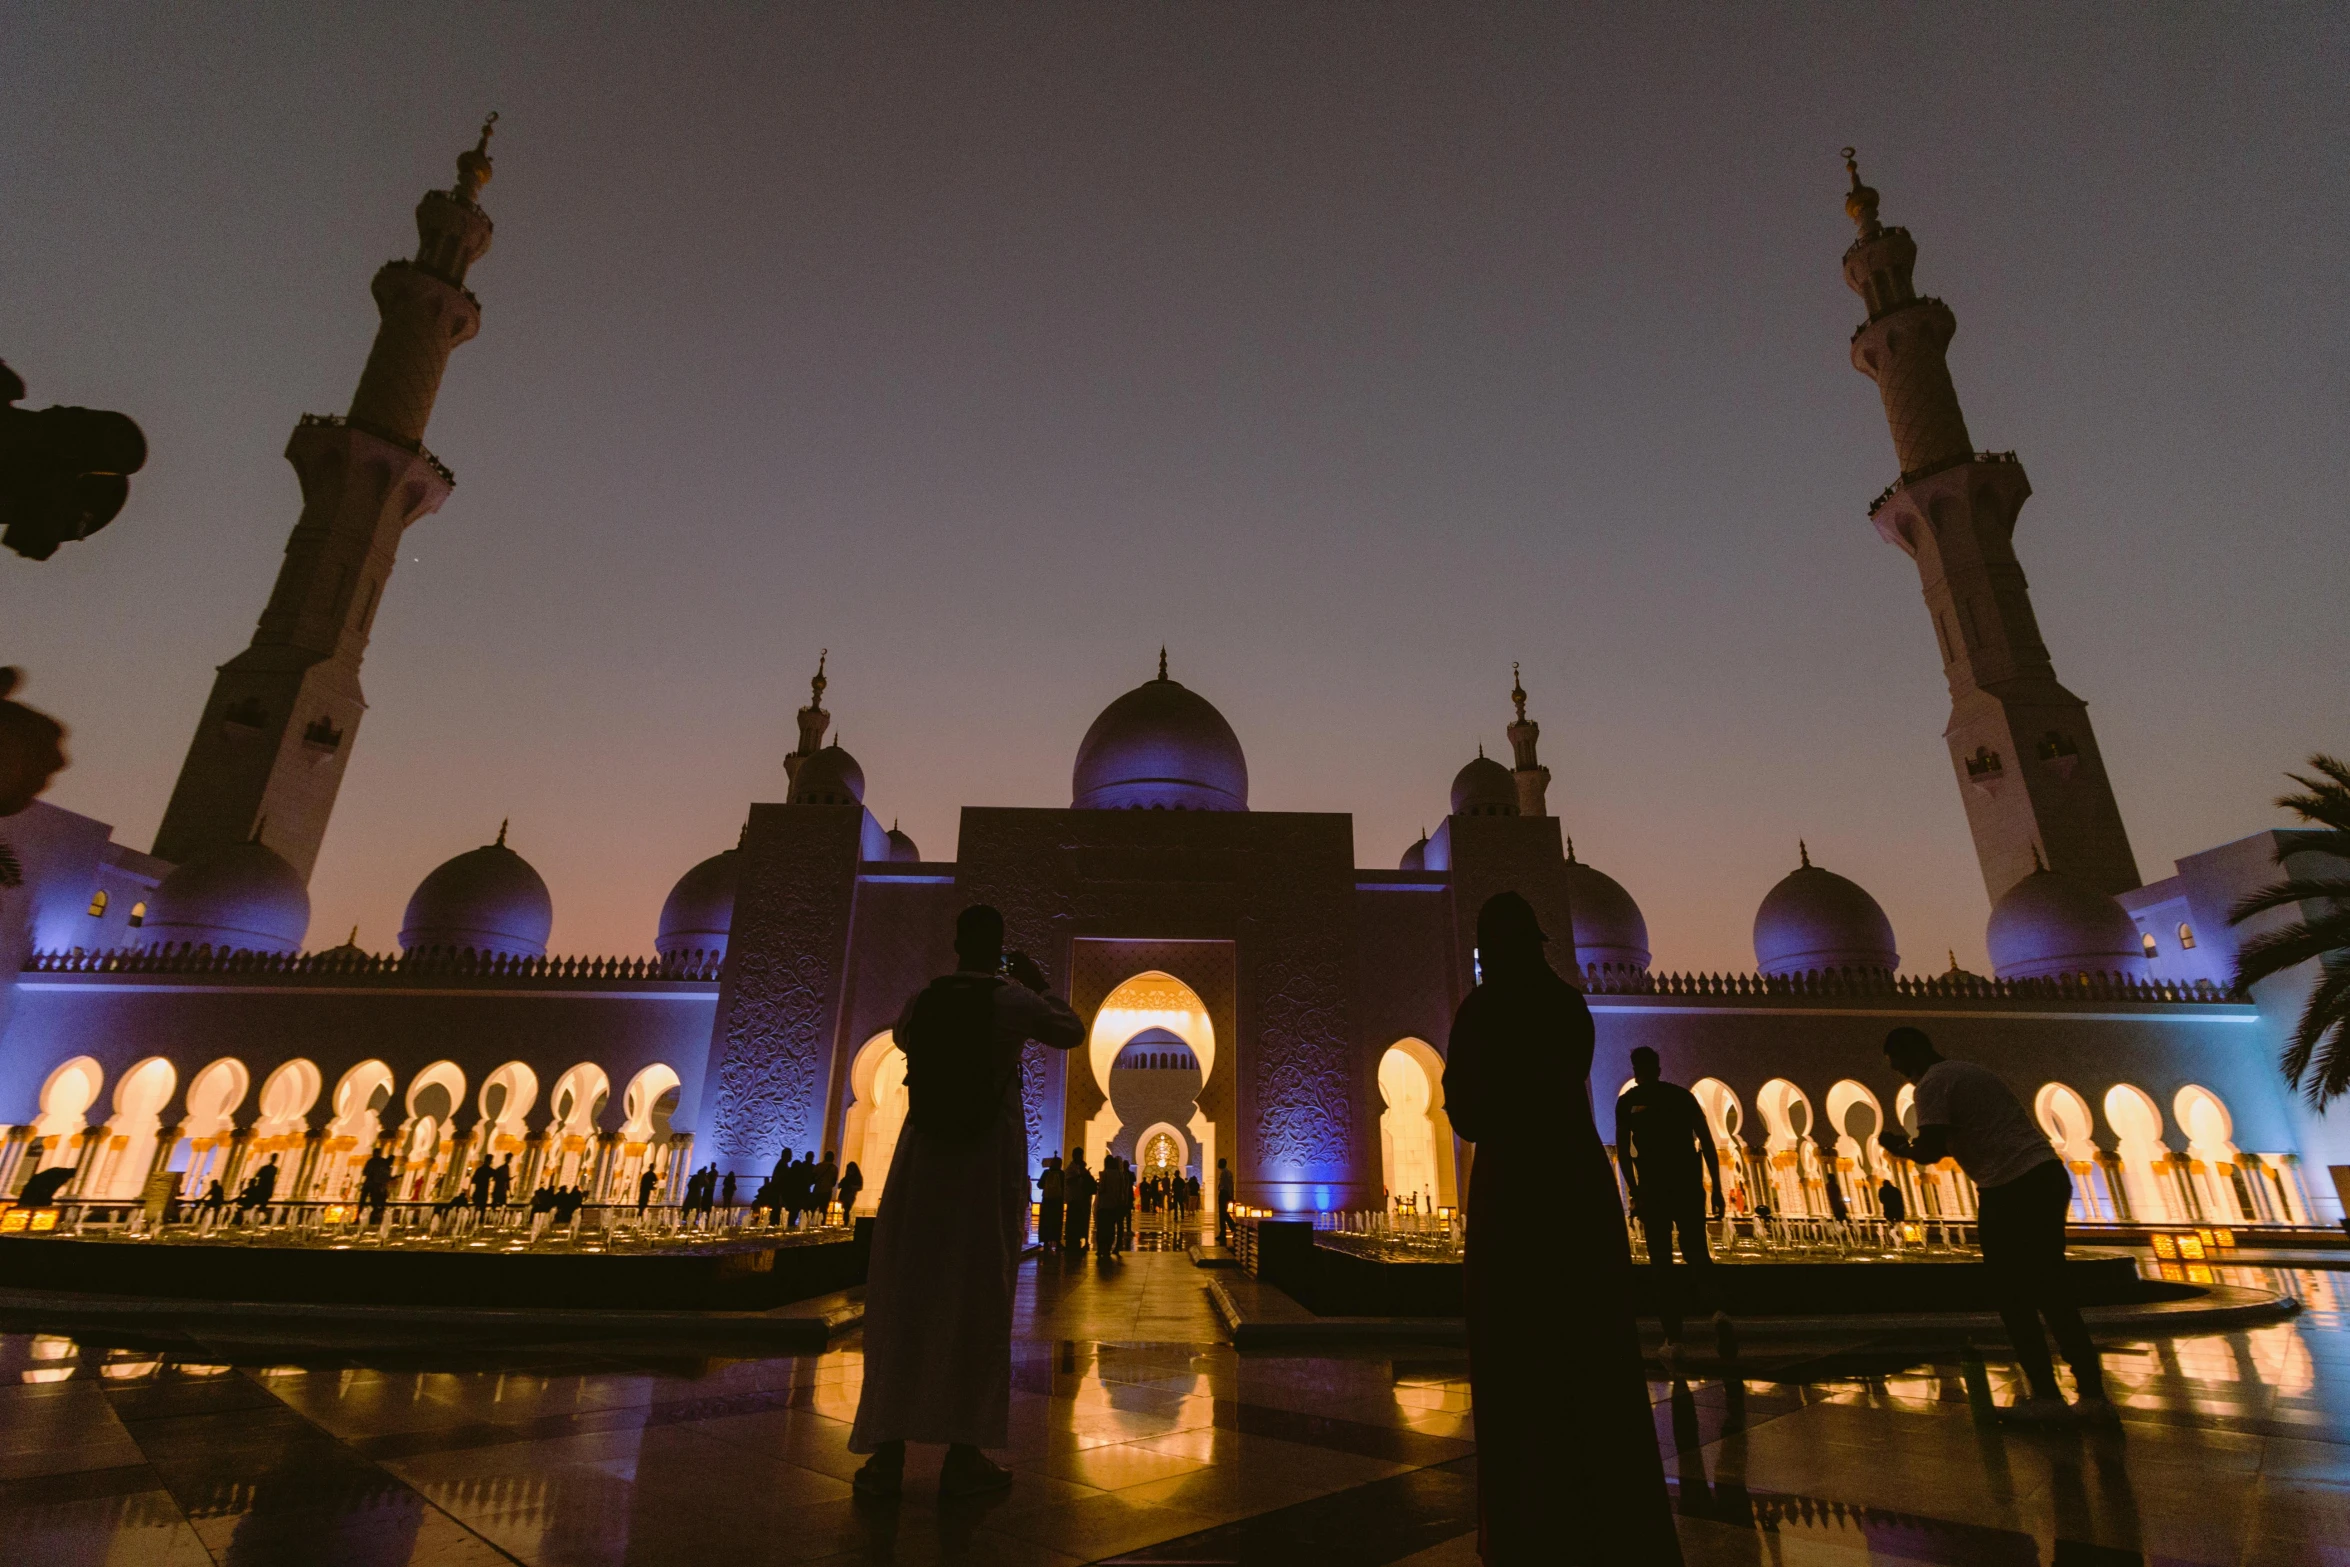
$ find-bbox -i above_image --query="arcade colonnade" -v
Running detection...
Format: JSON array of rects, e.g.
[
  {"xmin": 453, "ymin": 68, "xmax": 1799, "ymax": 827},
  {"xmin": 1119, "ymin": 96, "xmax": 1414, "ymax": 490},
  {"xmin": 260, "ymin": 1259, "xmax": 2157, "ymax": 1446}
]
[
  {"xmin": 0, "ymin": 1050, "xmax": 694, "ymax": 1209},
  {"xmin": 6, "ymin": 1042, "xmax": 2317, "ymax": 1233},
  {"xmin": 1603, "ymin": 1072, "xmax": 2316, "ymax": 1229}
]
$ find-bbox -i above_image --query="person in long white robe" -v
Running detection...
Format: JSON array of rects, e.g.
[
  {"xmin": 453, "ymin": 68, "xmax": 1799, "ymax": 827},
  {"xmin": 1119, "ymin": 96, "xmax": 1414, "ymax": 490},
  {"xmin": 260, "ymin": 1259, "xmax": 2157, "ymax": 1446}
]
[{"xmin": 849, "ymin": 905, "xmax": 1082, "ymax": 1497}]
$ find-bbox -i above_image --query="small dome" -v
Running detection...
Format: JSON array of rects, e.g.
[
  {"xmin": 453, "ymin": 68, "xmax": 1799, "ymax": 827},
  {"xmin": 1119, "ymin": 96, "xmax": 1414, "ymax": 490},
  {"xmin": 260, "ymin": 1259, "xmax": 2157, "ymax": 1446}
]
[
  {"xmin": 1564, "ymin": 847, "xmax": 1650, "ymax": 972},
  {"xmin": 1399, "ymin": 832, "xmax": 1429, "ymax": 872},
  {"xmin": 1072, "ymin": 661, "xmax": 1248, "ymax": 812},
  {"xmin": 1753, "ymin": 846, "xmax": 1897, "ymax": 976},
  {"xmin": 790, "ymin": 744, "xmax": 865, "ymax": 806},
  {"xmin": 401, "ymin": 829, "xmax": 553, "ymax": 960},
  {"xmin": 1450, "ymin": 751, "xmax": 1517, "ymax": 817},
  {"xmin": 657, "ymin": 848, "xmax": 736, "ymax": 962},
  {"xmin": 142, "ymin": 839, "xmax": 310, "ymax": 956},
  {"xmin": 1987, "ymin": 864, "xmax": 2151, "ymax": 981},
  {"xmin": 884, "ymin": 823, "xmax": 921, "ymax": 863}
]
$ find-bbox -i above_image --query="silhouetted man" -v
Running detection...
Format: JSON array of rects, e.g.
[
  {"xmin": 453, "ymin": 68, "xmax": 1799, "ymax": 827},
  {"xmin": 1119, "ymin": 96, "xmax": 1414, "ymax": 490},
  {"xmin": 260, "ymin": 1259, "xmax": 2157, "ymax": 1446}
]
[
  {"xmin": 835, "ymin": 1161, "xmax": 862, "ymax": 1218},
  {"xmin": 470, "ymin": 1156, "xmax": 495, "ymax": 1213},
  {"xmin": 1062, "ymin": 1153, "xmax": 1095, "ymax": 1255},
  {"xmin": 1215, "ymin": 1158, "xmax": 1234, "ymax": 1246},
  {"xmin": 360, "ymin": 1146, "xmax": 394, "ymax": 1225},
  {"xmin": 1878, "ymin": 1176, "xmax": 1906, "ymax": 1225},
  {"xmin": 813, "ymin": 1150, "xmax": 839, "ymax": 1222},
  {"xmin": 637, "ymin": 1165, "xmax": 659, "ymax": 1212},
  {"xmin": 850, "ymin": 904, "xmax": 1082, "ymax": 1499},
  {"xmin": 1038, "ymin": 1155, "xmax": 1064, "ymax": 1253},
  {"xmin": 237, "ymin": 1157, "xmax": 279, "ymax": 1223},
  {"xmin": 491, "ymin": 1154, "xmax": 514, "ymax": 1207},
  {"xmin": 1879, "ymin": 1026, "xmax": 2111, "ymax": 1424},
  {"xmin": 1618, "ymin": 1046, "xmax": 1727, "ymax": 1366}
]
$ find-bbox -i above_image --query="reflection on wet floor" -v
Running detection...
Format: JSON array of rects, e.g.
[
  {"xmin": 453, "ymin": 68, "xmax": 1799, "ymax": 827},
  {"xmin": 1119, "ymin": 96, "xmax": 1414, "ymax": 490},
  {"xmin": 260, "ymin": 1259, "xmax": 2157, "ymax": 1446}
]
[{"xmin": 0, "ymin": 1255, "xmax": 2342, "ymax": 1564}]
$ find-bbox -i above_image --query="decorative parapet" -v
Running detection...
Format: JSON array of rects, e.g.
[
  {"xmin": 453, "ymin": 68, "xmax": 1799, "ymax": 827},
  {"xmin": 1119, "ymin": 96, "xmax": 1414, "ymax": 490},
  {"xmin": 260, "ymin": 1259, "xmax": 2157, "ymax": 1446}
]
[
  {"xmin": 295, "ymin": 412, "xmax": 456, "ymax": 488},
  {"xmin": 1577, "ymin": 963, "xmax": 2235, "ymax": 1006},
  {"xmin": 22, "ymin": 945, "xmax": 719, "ymax": 984}
]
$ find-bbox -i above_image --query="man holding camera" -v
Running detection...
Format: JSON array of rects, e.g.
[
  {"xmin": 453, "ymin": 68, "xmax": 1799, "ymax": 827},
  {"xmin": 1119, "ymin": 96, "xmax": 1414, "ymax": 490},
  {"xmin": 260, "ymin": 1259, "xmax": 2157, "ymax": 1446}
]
[{"xmin": 849, "ymin": 904, "xmax": 1083, "ymax": 1498}]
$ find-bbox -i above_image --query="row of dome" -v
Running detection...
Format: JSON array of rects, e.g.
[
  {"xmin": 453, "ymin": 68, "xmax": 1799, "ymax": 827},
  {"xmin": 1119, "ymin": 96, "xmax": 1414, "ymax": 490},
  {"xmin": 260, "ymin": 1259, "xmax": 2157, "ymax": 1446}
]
[
  {"xmin": 127, "ymin": 659, "xmax": 1245, "ymax": 960},
  {"xmin": 1418, "ymin": 749, "xmax": 2147, "ymax": 981},
  {"xmin": 126, "ymin": 662, "xmax": 2151, "ymax": 982}
]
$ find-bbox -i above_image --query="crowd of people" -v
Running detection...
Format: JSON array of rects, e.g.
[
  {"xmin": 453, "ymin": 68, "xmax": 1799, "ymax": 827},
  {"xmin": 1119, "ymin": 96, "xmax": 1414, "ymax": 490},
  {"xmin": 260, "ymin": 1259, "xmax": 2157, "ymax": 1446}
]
[{"xmin": 1033, "ymin": 1152, "xmax": 1200, "ymax": 1255}]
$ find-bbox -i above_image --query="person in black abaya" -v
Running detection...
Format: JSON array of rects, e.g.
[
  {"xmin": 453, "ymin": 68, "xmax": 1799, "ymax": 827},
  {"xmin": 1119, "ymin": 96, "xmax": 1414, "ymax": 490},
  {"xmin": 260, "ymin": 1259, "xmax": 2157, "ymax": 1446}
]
[{"xmin": 1443, "ymin": 891, "xmax": 1681, "ymax": 1565}]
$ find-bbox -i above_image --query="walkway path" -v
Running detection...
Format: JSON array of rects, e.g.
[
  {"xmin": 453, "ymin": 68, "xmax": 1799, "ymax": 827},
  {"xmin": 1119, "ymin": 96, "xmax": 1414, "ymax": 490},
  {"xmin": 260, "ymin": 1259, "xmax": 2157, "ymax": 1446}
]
[{"xmin": 0, "ymin": 1255, "xmax": 2341, "ymax": 1563}]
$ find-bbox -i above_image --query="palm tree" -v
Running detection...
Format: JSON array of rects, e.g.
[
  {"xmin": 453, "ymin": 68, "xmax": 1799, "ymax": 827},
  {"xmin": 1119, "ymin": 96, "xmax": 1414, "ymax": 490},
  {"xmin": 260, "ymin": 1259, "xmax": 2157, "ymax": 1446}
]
[{"xmin": 2230, "ymin": 754, "xmax": 2350, "ymax": 1107}]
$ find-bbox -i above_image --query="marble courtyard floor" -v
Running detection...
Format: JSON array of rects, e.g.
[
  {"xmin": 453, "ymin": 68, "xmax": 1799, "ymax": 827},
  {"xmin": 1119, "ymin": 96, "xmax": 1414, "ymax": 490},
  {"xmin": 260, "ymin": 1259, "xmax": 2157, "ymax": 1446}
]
[{"xmin": 0, "ymin": 1250, "xmax": 2343, "ymax": 1565}]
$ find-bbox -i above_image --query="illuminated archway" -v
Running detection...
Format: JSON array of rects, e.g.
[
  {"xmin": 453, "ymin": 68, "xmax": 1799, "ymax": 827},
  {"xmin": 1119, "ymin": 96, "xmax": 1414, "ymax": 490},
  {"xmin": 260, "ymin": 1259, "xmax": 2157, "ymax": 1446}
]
[
  {"xmin": 1689, "ymin": 1078, "xmax": 1751, "ymax": 1214},
  {"xmin": 254, "ymin": 1059, "xmax": 320, "ymax": 1140},
  {"xmin": 319, "ymin": 1060, "xmax": 394, "ymax": 1199},
  {"xmin": 477, "ymin": 1061, "xmax": 539, "ymax": 1156},
  {"xmin": 92, "ymin": 1057, "xmax": 177, "ymax": 1199},
  {"xmin": 2103, "ymin": 1083, "xmax": 2178, "ymax": 1223},
  {"xmin": 616, "ymin": 1064, "xmax": 684, "ymax": 1204},
  {"xmin": 1755, "ymin": 1078, "xmax": 1821, "ymax": 1216},
  {"xmin": 396, "ymin": 1061, "xmax": 467, "ymax": 1200},
  {"xmin": 1822, "ymin": 1079, "xmax": 1884, "ymax": 1216},
  {"xmin": 1085, "ymin": 972, "xmax": 1217, "ymax": 1194},
  {"xmin": 545, "ymin": 1062, "xmax": 611, "ymax": 1188},
  {"xmin": 1378, "ymin": 1038, "xmax": 1456, "ymax": 1210},
  {"xmin": 841, "ymin": 1032, "xmax": 908, "ymax": 1213},
  {"xmin": 2174, "ymin": 1084, "xmax": 2247, "ymax": 1222},
  {"xmin": 2034, "ymin": 1081, "xmax": 2113, "ymax": 1221},
  {"xmin": 177, "ymin": 1057, "xmax": 252, "ymax": 1197}
]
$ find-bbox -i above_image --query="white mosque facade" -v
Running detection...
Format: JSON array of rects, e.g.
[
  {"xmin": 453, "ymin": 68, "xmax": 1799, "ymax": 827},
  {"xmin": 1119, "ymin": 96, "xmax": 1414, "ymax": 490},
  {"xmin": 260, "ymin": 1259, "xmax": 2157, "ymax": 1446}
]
[{"xmin": 0, "ymin": 134, "xmax": 2343, "ymax": 1232}]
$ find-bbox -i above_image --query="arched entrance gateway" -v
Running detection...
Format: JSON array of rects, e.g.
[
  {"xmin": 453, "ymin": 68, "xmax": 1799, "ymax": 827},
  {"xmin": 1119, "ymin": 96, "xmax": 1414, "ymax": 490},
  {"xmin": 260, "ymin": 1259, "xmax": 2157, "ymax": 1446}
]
[{"xmin": 1084, "ymin": 971, "xmax": 1217, "ymax": 1209}]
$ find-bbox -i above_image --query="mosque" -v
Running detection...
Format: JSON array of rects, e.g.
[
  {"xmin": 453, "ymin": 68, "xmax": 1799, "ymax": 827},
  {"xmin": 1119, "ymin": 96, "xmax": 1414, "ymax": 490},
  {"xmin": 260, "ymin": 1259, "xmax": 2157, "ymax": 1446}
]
[{"xmin": 0, "ymin": 129, "xmax": 2342, "ymax": 1235}]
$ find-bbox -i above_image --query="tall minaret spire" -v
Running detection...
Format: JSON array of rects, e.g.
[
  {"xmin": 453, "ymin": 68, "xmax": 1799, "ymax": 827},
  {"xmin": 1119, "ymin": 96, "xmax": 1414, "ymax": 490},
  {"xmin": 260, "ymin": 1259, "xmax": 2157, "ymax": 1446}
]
[
  {"xmin": 1842, "ymin": 150, "xmax": 2138, "ymax": 904},
  {"xmin": 153, "ymin": 118, "xmax": 503, "ymax": 880},
  {"xmin": 783, "ymin": 650, "xmax": 831, "ymax": 786},
  {"xmin": 1504, "ymin": 662, "xmax": 1549, "ymax": 817}
]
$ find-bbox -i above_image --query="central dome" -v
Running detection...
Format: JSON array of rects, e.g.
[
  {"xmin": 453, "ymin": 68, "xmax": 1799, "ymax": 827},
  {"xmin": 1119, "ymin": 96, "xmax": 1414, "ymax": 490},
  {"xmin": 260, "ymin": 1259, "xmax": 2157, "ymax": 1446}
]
[
  {"xmin": 1072, "ymin": 659, "xmax": 1248, "ymax": 812},
  {"xmin": 141, "ymin": 838, "xmax": 311, "ymax": 956},
  {"xmin": 1753, "ymin": 845, "xmax": 1899, "ymax": 977},
  {"xmin": 1986, "ymin": 863, "xmax": 2150, "ymax": 981},
  {"xmin": 401, "ymin": 827, "xmax": 554, "ymax": 961}
]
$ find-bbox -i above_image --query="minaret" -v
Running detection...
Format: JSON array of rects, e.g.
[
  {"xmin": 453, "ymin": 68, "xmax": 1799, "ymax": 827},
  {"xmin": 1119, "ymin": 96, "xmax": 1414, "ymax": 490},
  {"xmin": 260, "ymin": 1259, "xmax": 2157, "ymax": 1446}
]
[
  {"xmin": 152, "ymin": 118, "xmax": 502, "ymax": 880},
  {"xmin": 782, "ymin": 650, "xmax": 830, "ymax": 786},
  {"xmin": 1841, "ymin": 150, "xmax": 2139, "ymax": 904},
  {"xmin": 1504, "ymin": 663, "xmax": 1549, "ymax": 817}
]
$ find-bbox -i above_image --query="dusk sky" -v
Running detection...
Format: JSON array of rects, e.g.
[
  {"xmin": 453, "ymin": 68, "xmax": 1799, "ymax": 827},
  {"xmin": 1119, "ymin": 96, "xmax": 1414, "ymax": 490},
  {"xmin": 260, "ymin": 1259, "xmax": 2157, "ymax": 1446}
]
[{"xmin": 5, "ymin": 7, "xmax": 2344, "ymax": 973}]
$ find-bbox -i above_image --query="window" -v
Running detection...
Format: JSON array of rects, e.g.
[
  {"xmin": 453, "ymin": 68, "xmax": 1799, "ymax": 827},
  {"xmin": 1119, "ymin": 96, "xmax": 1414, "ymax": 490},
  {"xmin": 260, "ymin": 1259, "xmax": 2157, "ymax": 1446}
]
[
  {"xmin": 86, "ymin": 890, "xmax": 109, "ymax": 918},
  {"xmin": 128, "ymin": 901, "xmax": 145, "ymax": 928},
  {"xmin": 2178, "ymin": 923, "xmax": 2197, "ymax": 950},
  {"xmin": 1964, "ymin": 747, "xmax": 2004, "ymax": 780},
  {"xmin": 2141, "ymin": 932, "xmax": 2159, "ymax": 959}
]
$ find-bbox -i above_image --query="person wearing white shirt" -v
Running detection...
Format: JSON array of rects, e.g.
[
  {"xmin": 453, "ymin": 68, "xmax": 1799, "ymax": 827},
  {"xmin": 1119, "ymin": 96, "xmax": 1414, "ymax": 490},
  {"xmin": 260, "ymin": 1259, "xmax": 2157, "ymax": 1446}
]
[{"xmin": 1878, "ymin": 1026, "xmax": 2114, "ymax": 1425}]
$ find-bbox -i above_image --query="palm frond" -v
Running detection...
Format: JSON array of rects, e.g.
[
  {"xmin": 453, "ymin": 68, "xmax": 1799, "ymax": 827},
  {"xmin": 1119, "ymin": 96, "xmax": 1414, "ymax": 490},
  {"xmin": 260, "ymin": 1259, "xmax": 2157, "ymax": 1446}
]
[
  {"xmin": 2285, "ymin": 958, "xmax": 2350, "ymax": 1108},
  {"xmin": 2280, "ymin": 834, "xmax": 2350, "ymax": 871},
  {"xmin": 2277, "ymin": 755, "xmax": 2350, "ymax": 833},
  {"xmin": 2233, "ymin": 915, "xmax": 2350, "ymax": 991},
  {"xmin": 2229, "ymin": 878, "xmax": 2350, "ymax": 926}
]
